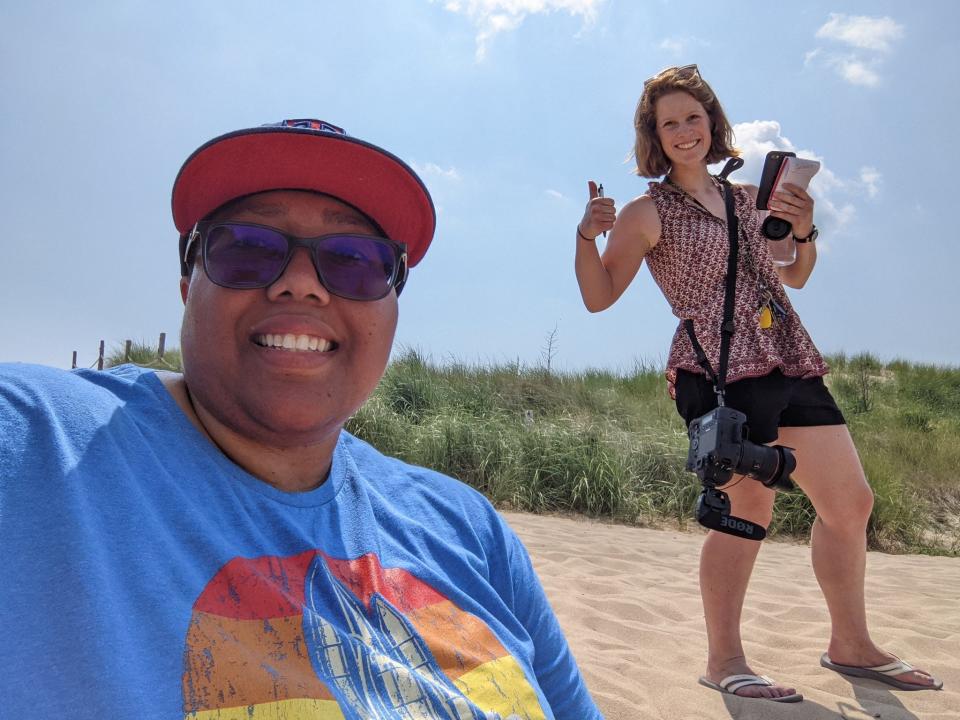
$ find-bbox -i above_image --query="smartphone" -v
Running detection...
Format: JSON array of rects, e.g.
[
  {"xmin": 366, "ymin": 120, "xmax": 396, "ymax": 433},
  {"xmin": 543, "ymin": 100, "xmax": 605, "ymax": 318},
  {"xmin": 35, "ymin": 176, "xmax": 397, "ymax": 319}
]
[{"xmin": 756, "ymin": 151, "xmax": 796, "ymax": 210}]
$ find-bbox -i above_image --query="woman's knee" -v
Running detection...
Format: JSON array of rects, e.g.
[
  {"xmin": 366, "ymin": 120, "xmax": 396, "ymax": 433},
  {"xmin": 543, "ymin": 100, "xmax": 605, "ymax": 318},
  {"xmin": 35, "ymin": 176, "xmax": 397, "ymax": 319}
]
[
  {"xmin": 722, "ymin": 479, "xmax": 776, "ymax": 526},
  {"xmin": 816, "ymin": 480, "xmax": 874, "ymax": 527}
]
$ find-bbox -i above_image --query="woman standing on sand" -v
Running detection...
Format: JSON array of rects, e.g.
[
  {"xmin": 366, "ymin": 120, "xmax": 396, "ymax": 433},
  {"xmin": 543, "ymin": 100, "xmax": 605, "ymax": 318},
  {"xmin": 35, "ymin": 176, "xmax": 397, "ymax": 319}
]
[{"xmin": 573, "ymin": 65, "xmax": 942, "ymax": 702}]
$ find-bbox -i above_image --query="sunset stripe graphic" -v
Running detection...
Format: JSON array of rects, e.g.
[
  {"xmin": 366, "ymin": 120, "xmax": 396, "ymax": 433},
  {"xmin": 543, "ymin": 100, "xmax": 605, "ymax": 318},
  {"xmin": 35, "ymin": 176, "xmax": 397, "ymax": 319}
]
[{"xmin": 182, "ymin": 550, "xmax": 546, "ymax": 719}]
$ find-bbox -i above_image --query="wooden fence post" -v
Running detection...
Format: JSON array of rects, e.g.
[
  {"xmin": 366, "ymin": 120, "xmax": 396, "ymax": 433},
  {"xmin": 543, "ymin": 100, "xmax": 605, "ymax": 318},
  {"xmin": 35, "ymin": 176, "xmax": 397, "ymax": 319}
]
[
  {"xmin": 71, "ymin": 351, "xmax": 77, "ymax": 369},
  {"xmin": 97, "ymin": 340, "xmax": 105, "ymax": 370},
  {"xmin": 158, "ymin": 332, "xmax": 166, "ymax": 359},
  {"xmin": 124, "ymin": 339, "xmax": 132, "ymax": 363}
]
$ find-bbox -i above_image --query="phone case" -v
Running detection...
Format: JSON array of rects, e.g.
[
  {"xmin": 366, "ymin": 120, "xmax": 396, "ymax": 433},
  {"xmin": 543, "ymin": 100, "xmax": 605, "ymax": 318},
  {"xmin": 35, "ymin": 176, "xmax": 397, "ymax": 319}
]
[{"xmin": 756, "ymin": 151, "xmax": 796, "ymax": 210}]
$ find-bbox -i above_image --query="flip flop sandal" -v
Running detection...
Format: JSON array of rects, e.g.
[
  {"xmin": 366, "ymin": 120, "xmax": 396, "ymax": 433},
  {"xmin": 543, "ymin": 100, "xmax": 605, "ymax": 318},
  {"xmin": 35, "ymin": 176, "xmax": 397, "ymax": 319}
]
[
  {"xmin": 698, "ymin": 673, "xmax": 804, "ymax": 702},
  {"xmin": 820, "ymin": 653, "xmax": 943, "ymax": 691}
]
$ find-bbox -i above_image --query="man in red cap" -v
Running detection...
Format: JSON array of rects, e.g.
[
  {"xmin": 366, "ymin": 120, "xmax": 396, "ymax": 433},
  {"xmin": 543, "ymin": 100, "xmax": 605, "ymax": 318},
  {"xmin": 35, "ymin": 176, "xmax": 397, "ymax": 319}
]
[{"xmin": 0, "ymin": 120, "xmax": 604, "ymax": 719}]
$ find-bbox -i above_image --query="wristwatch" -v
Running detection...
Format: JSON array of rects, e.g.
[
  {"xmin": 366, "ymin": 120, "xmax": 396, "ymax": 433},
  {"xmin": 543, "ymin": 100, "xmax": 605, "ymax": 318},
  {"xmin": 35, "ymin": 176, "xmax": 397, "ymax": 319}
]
[{"xmin": 794, "ymin": 225, "xmax": 818, "ymax": 243}]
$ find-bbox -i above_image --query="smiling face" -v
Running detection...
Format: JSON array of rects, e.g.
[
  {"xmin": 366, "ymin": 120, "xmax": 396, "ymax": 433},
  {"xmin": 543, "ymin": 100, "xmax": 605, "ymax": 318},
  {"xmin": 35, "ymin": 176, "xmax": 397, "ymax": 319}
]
[
  {"xmin": 179, "ymin": 190, "xmax": 398, "ymax": 447},
  {"xmin": 653, "ymin": 91, "xmax": 713, "ymax": 170}
]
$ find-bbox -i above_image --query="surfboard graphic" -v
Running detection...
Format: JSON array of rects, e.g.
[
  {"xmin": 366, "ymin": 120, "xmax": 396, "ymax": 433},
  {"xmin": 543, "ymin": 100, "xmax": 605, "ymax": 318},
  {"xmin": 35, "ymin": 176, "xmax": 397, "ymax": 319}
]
[{"xmin": 182, "ymin": 550, "xmax": 544, "ymax": 719}]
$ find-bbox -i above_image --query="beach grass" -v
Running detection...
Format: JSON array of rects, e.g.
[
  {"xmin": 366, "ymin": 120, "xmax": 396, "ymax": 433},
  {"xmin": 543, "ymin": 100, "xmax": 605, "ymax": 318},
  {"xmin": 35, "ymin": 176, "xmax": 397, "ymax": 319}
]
[
  {"xmin": 104, "ymin": 341, "xmax": 182, "ymax": 373},
  {"xmin": 348, "ymin": 349, "xmax": 959, "ymax": 555},
  {"xmin": 108, "ymin": 342, "xmax": 960, "ymax": 555}
]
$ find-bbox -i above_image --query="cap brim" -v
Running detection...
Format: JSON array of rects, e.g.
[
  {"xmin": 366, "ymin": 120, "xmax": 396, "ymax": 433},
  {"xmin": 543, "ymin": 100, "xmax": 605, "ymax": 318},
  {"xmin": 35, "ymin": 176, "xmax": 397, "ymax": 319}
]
[{"xmin": 171, "ymin": 126, "xmax": 435, "ymax": 266}]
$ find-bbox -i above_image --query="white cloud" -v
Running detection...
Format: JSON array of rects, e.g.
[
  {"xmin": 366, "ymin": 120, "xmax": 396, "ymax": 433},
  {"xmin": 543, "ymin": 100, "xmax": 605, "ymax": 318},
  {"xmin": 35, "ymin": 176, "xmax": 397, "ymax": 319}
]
[
  {"xmin": 808, "ymin": 13, "xmax": 903, "ymax": 87},
  {"xmin": 411, "ymin": 161, "xmax": 462, "ymax": 182},
  {"xmin": 859, "ymin": 166, "xmax": 881, "ymax": 198},
  {"xmin": 657, "ymin": 35, "xmax": 709, "ymax": 58},
  {"xmin": 815, "ymin": 13, "xmax": 904, "ymax": 52},
  {"xmin": 838, "ymin": 57, "xmax": 880, "ymax": 87},
  {"xmin": 719, "ymin": 120, "xmax": 869, "ymax": 236},
  {"xmin": 658, "ymin": 37, "xmax": 684, "ymax": 55},
  {"xmin": 545, "ymin": 188, "xmax": 565, "ymax": 199},
  {"xmin": 438, "ymin": 0, "xmax": 604, "ymax": 60}
]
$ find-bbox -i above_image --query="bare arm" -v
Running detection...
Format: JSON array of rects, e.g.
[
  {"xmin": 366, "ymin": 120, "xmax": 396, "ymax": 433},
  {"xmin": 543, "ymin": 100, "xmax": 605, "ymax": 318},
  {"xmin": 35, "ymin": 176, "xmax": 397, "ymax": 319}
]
[
  {"xmin": 777, "ymin": 236, "xmax": 817, "ymax": 288},
  {"xmin": 575, "ymin": 182, "xmax": 661, "ymax": 312}
]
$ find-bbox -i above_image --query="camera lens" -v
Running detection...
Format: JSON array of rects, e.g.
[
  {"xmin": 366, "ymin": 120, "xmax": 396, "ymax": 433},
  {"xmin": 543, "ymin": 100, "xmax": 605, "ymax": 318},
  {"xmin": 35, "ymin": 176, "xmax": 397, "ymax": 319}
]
[
  {"xmin": 762, "ymin": 216, "xmax": 792, "ymax": 240},
  {"xmin": 736, "ymin": 442, "xmax": 796, "ymax": 491}
]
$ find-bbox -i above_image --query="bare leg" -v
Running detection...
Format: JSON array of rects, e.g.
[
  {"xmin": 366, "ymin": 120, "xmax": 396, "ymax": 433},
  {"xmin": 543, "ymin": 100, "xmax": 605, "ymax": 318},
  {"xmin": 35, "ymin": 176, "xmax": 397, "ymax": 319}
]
[
  {"xmin": 779, "ymin": 425, "xmax": 939, "ymax": 687},
  {"xmin": 700, "ymin": 479, "xmax": 798, "ymax": 699}
]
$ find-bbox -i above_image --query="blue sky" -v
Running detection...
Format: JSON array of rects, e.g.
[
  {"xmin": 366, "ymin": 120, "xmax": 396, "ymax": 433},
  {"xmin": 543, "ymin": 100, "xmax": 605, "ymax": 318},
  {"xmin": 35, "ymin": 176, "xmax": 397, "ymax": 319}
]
[{"xmin": 1, "ymin": 0, "xmax": 956, "ymax": 372}]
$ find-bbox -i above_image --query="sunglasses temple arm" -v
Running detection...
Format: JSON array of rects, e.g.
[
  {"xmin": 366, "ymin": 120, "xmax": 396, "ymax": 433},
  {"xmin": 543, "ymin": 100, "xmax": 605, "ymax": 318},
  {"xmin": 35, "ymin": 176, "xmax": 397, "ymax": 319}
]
[
  {"xmin": 178, "ymin": 234, "xmax": 190, "ymax": 276},
  {"xmin": 394, "ymin": 253, "xmax": 409, "ymax": 297},
  {"xmin": 180, "ymin": 226, "xmax": 201, "ymax": 276}
]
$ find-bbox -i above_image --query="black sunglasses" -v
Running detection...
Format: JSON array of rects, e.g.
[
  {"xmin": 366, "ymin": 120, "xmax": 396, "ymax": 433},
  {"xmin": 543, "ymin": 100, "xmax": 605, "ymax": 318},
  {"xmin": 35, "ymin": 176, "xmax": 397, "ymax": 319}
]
[{"xmin": 183, "ymin": 222, "xmax": 408, "ymax": 301}]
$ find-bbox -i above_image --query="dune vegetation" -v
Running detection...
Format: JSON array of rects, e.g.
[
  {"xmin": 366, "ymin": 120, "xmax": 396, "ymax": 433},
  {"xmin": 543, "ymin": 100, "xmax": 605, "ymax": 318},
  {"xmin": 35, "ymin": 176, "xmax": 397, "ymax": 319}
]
[{"xmin": 107, "ymin": 342, "xmax": 960, "ymax": 555}]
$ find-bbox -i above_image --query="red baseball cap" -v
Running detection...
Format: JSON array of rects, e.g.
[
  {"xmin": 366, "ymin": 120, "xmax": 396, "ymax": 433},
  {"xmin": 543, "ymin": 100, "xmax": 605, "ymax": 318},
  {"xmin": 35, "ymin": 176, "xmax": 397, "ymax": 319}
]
[{"xmin": 171, "ymin": 119, "xmax": 436, "ymax": 266}]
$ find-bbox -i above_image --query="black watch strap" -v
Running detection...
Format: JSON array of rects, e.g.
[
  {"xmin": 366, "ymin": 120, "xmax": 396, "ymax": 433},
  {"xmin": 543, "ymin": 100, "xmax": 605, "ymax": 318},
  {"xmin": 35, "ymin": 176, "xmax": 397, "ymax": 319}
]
[{"xmin": 794, "ymin": 225, "xmax": 818, "ymax": 243}]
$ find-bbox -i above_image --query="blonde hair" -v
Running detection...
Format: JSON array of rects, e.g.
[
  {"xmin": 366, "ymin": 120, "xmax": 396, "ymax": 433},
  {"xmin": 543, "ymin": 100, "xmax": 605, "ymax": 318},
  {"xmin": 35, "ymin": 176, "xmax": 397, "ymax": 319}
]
[{"xmin": 632, "ymin": 67, "xmax": 739, "ymax": 178}]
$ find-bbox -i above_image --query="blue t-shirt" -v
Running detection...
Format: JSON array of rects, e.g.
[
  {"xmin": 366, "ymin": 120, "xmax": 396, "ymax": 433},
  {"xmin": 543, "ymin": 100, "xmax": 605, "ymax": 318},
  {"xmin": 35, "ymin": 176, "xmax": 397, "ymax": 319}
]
[{"xmin": 0, "ymin": 364, "xmax": 602, "ymax": 719}]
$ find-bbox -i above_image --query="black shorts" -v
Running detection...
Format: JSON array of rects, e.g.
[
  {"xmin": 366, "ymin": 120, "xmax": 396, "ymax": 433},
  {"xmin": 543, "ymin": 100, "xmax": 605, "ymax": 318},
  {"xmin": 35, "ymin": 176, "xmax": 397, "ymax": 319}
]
[{"xmin": 674, "ymin": 368, "xmax": 846, "ymax": 444}]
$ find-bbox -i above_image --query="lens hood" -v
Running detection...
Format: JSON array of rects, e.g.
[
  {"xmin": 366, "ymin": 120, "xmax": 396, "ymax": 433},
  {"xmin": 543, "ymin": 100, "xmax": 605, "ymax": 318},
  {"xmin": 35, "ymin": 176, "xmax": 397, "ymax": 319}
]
[{"xmin": 762, "ymin": 216, "xmax": 792, "ymax": 240}]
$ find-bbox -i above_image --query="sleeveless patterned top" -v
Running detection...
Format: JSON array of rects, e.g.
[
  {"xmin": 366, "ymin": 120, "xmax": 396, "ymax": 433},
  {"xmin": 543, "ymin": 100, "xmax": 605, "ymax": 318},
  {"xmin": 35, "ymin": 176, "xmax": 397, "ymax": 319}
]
[{"xmin": 644, "ymin": 179, "xmax": 828, "ymax": 395}]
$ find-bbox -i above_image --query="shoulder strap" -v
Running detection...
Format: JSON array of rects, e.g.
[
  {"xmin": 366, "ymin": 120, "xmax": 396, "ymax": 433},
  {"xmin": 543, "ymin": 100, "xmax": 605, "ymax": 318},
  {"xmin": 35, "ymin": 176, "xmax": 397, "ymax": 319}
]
[{"xmin": 684, "ymin": 158, "xmax": 743, "ymax": 403}]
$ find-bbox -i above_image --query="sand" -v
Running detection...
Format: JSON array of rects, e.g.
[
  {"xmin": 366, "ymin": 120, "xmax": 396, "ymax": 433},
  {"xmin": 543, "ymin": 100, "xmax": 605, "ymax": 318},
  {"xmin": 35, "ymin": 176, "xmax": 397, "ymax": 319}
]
[{"xmin": 503, "ymin": 511, "xmax": 959, "ymax": 720}]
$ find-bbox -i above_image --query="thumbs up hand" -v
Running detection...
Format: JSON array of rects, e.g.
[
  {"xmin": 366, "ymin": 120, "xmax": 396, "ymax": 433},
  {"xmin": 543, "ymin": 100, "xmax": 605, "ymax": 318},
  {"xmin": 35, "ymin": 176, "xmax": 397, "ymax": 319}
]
[{"xmin": 578, "ymin": 180, "xmax": 616, "ymax": 240}]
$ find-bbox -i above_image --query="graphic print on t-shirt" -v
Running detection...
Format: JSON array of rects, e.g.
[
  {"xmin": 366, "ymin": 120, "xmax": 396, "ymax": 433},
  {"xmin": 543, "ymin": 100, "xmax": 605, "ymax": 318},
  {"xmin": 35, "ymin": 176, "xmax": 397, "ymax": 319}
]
[{"xmin": 182, "ymin": 550, "xmax": 545, "ymax": 719}]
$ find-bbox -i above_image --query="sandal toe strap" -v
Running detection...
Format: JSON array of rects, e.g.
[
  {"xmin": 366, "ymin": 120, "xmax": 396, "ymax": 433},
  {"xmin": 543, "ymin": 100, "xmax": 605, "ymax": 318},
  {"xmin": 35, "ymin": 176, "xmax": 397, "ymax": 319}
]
[
  {"xmin": 868, "ymin": 660, "xmax": 914, "ymax": 676},
  {"xmin": 720, "ymin": 674, "xmax": 774, "ymax": 693}
]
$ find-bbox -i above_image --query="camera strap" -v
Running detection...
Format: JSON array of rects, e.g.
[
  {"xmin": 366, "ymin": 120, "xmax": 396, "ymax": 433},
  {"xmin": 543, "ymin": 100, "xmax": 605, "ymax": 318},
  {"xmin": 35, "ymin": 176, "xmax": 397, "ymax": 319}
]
[{"xmin": 683, "ymin": 157, "xmax": 744, "ymax": 404}]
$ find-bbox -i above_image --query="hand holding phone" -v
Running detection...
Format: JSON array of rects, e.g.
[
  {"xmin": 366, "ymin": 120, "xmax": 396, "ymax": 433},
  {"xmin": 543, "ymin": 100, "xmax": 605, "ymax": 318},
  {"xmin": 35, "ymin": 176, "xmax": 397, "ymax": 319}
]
[
  {"xmin": 757, "ymin": 151, "xmax": 820, "ymax": 241},
  {"xmin": 757, "ymin": 151, "xmax": 796, "ymax": 240}
]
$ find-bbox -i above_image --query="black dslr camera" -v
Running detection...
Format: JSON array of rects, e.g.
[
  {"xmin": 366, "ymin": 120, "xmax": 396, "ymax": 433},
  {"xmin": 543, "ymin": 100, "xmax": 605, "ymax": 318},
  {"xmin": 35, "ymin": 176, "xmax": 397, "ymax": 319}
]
[{"xmin": 686, "ymin": 406, "xmax": 796, "ymax": 540}]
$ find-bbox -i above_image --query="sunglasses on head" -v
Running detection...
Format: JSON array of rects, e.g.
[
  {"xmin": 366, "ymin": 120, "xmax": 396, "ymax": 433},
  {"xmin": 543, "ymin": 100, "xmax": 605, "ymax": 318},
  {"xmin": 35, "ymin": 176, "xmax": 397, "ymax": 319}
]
[
  {"xmin": 183, "ymin": 222, "xmax": 408, "ymax": 301},
  {"xmin": 644, "ymin": 63, "xmax": 700, "ymax": 87}
]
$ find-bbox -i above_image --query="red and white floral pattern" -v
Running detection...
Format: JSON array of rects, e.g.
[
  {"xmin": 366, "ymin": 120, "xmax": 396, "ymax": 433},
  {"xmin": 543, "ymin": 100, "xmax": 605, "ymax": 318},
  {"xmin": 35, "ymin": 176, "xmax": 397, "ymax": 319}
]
[{"xmin": 644, "ymin": 180, "xmax": 829, "ymax": 397}]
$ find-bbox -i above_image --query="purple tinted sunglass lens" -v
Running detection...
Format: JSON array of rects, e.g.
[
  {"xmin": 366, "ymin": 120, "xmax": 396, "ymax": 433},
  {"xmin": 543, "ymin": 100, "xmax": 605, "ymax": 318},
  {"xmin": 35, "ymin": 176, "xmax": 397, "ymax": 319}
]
[
  {"xmin": 205, "ymin": 225, "xmax": 289, "ymax": 288},
  {"xmin": 201, "ymin": 224, "xmax": 399, "ymax": 299},
  {"xmin": 314, "ymin": 236, "xmax": 397, "ymax": 300}
]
